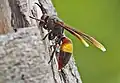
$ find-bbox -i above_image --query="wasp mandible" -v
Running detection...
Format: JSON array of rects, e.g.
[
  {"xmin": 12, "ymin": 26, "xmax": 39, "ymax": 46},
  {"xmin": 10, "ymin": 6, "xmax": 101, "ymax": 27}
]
[{"xmin": 30, "ymin": 2, "xmax": 106, "ymax": 70}]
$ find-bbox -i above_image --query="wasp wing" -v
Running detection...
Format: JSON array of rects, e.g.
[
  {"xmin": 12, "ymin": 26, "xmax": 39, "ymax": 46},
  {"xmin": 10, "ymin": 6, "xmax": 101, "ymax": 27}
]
[
  {"xmin": 57, "ymin": 22, "xmax": 106, "ymax": 52},
  {"xmin": 68, "ymin": 27, "xmax": 106, "ymax": 52},
  {"xmin": 57, "ymin": 22, "xmax": 89, "ymax": 47},
  {"xmin": 63, "ymin": 26, "xmax": 89, "ymax": 47}
]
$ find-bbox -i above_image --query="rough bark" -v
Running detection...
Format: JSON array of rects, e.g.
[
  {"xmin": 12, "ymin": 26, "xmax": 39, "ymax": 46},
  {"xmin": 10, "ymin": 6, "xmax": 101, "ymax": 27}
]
[{"xmin": 0, "ymin": 0, "xmax": 82, "ymax": 83}]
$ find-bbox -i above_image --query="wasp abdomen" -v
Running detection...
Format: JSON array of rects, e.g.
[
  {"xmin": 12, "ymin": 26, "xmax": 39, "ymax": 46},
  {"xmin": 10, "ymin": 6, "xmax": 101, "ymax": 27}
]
[{"xmin": 57, "ymin": 37, "xmax": 73, "ymax": 70}]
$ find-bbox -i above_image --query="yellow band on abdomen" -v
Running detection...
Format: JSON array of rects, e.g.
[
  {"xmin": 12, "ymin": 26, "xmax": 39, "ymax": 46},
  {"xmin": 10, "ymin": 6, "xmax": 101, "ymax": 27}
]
[{"xmin": 61, "ymin": 43, "xmax": 73, "ymax": 53}]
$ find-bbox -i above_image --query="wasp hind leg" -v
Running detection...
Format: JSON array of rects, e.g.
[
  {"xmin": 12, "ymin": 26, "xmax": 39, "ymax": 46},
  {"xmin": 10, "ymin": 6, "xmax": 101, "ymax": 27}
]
[
  {"xmin": 48, "ymin": 47, "xmax": 56, "ymax": 64},
  {"xmin": 48, "ymin": 37, "xmax": 62, "ymax": 64}
]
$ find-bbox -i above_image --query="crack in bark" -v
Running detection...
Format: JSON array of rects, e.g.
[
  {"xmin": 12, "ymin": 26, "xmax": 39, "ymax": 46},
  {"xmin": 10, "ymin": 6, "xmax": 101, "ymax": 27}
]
[
  {"xmin": 69, "ymin": 66, "xmax": 79, "ymax": 83},
  {"xmin": 51, "ymin": 62, "xmax": 58, "ymax": 83},
  {"xmin": 8, "ymin": 0, "xmax": 30, "ymax": 30}
]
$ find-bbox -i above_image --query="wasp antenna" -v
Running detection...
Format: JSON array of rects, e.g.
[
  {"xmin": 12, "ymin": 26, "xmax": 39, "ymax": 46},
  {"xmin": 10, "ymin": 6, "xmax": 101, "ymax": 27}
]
[
  {"xmin": 35, "ymin": 2, "xmax": 47, "ymax": 14},
  {"xmin": 29, "ymin": 16, "xmax": 45, "ymax": 23}
]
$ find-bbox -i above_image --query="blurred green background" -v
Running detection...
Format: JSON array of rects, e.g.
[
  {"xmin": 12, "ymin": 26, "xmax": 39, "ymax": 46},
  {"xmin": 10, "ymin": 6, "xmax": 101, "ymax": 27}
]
[{"xmin": 52, "ymin": 0, "xmax": 120, "ymax": 83}]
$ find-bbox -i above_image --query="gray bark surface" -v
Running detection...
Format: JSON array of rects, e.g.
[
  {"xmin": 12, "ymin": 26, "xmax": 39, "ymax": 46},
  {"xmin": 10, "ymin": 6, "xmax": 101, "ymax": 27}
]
[{"xmin": 0, "ymin": 0, "xmax": 82, "ymax": 83}]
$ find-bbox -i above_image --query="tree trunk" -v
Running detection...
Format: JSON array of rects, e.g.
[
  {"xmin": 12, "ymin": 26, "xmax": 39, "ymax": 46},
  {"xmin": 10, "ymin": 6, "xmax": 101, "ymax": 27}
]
[{"xmin": 0, "ymin": 0, "xmax": 82, "ymax": 83}]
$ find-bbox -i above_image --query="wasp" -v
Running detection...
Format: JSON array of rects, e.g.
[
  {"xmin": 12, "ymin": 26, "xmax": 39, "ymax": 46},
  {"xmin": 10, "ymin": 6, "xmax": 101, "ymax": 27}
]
[{"xmin": 29, "ymin": 2, "xmax": 106, "ymax": 70}]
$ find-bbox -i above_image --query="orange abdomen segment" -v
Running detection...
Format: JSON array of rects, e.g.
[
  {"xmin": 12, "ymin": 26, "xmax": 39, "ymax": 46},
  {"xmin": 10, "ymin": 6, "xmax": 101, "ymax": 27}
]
[{"xmin": 58, "ymin": 51, "xmax": 72, "ymax": 70}]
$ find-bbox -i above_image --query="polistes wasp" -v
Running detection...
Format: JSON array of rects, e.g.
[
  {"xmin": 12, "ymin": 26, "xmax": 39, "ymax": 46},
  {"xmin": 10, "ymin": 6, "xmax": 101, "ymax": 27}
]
[{"xmin": 29, "ymin": 2, "xmax": 106, "ymax": 70}]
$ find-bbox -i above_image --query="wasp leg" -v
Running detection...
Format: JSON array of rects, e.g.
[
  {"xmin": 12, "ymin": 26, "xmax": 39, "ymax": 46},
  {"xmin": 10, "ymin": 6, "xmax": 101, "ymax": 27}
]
[
  {"xmin": 48, "ymin": 40, "xmax": 61, "ymax": 64},
  {"xmin": 38, "ymin": 21, "xmax": 44, "ymax": 33},
  {"xmin": 48, "ymin": 37, "xmax": 63, "ymax": 64},
  {"xmin": 42, "ymin": 33, "xmax": 49, "ymax": 40},
  {"xmin": 60, "ymin": 69, "xmax": 67, "ymax": 82},
  {"xmin": 39, "ymin": 25, "xmax": 44, "ymax": 33},
  {"xmin": 31, "ymin": 10, "xmax": 36, "ymax": 17},
  {"xmin": 48, "ymin": 47, "xmax": 56, "ymax": 64},
  {"xmin": 42, "ymin": 30, "xmax": 52, "ymax": 40}
]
